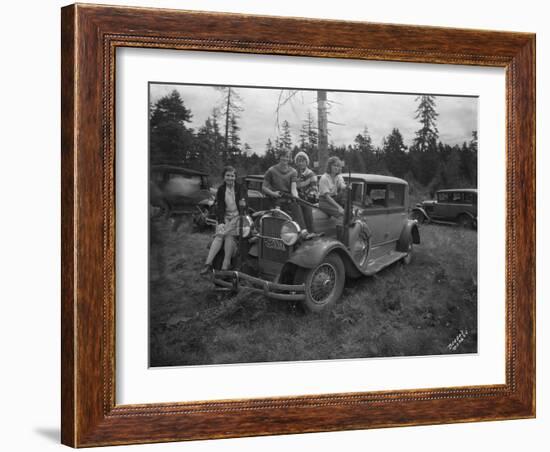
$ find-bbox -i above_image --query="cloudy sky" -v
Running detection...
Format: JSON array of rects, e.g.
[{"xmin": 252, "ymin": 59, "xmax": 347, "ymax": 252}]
[{"xmin": 150, "ymin": 83, "xmax": 478, "ymax": 156}]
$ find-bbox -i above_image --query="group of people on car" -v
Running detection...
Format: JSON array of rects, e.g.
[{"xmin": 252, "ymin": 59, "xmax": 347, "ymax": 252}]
[{"xmin": 200, "ymin": 148, "xmax": 347, "ymax": 274}]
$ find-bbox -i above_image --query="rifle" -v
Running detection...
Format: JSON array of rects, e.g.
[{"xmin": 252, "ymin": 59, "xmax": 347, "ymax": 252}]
[
  {"xmin": 343, "ymin": 156, "xmax": 353, "ymax": 246},
  {"xmin": 278, "ymin": 191, "xmax": 319, "ymax": 209},
  {"xmin": 237, "ymin": 197, "xmax": 246, "ymax": 271}
]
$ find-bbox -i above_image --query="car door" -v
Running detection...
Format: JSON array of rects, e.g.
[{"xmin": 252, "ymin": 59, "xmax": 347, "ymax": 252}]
[
  {"xmin": 433, "ymin": 191, "xmax": 452, "ymax": 219},
  {"xmin": 447, "ymin": 191, "xmax": 465, "ymax": 219},
  {"xmin": 356, "ymin": 183, "xmax": 389, "ymax": 260},
  {"xmin": 386, "ymin": 183, "xmax": 407, "ymax": 241}
]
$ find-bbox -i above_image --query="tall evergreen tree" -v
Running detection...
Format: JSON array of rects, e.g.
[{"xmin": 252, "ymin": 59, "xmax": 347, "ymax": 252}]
[
  {"xmin": 299, "ymin": 110, "xmax": 318, "ymax": 157},
  {"xmin": 469, "ymin": 130, "xmax": 478, "ymax": 152},
  {"xmin": 410, "ymin": 95, "xmax": 440, "ymax": 185},
  {"xmin": 353, "ymin": 126, "xmax": 377, "ymax": 172},
  {"xmin": 215, "ymin": 87, "xmax": 243, "ymax": 164},
  {"xmin": 279, "ymin": 120, "xmax": 293, "ymax": 151},
  {"xmin": 227, "ymin": 114, "xmax": 242, "ymax": 162},
  {"xmin": 354, "ymin": 126, "xmax": 373, "ymax": 152},
  {"xmin": 460, "ymin": 131, "xmax": 478, "ymax": 187},
  {"xmin": 193, "ymin": 114, "xmax": 224, "ymax": 173},
  {"xmin": 439, "ymin": 145, "xmax": 463, "ymax": 188},
  {"xmin": 383, "ymin": 128, "xmax": 409, "ymax": 178},
  {"xmin": 149, "ymin": 90, "xmax": 194, "ymax": 165},
  {"xmin": 263, "ymin": 138, "xmax": 277, "ymax": 170},
  {"xmin": 412, "ymin": 95, "xmax": 439, "ymax": 152}
]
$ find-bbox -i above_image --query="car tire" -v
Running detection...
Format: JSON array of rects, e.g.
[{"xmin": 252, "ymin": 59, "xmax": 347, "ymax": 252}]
[
  {"xmin": 295, "ymin": 253, "xmax": 345, "ymax": 313},
  {"xmin": 411, "ymin": 210, "xmax": 425, "ymax": 224},
  {"xmin": 457, "ymin": 214, "xmax": 473, "ymax": 229}
]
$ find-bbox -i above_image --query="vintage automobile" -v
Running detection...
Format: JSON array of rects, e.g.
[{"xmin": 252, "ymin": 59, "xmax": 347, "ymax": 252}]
[
  {"xmin": 411, "ymin": 188, "xmax": 477, "ymax": 229},
  {"xmin": 212, "ymin": 173, "xmax": 420, "ymax": 312},
  {"xmin": 193, "ymin": 175, "xmax": 273, "ymax": 230},
  {"xmin": 149, "ymin": 164, "xmax": 216, "ymax": 228}
]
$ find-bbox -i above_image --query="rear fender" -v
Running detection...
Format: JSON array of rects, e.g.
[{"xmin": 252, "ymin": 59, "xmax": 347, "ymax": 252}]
[
  {"xmin": 397, "ymin": 220, "xmax": 420, "ymax": 252},
  {"xmin": 457, "ymin": 211, "xmax": 476, "ymax": 221}
]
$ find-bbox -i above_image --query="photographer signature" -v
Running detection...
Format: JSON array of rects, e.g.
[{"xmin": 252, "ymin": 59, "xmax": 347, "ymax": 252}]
[{"xmin": 447, "ymin": 330, "xmax": 469, "ymax": 351}]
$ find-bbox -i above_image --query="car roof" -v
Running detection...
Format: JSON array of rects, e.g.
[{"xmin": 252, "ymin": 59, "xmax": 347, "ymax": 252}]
[
  {"xmin": 246, "ymin": 173, "xmax": 408, "ymax": 185},
  {"xmin": 437, "ymin": 188, "xmax": 478, "ymax": 193},
  {"xmin": 345, "ymin": 173, "xmax": 408, "ymax": 185},
  {"xmin": 151, "ymin": 164, "xmax": 209, "ymax": 177}
]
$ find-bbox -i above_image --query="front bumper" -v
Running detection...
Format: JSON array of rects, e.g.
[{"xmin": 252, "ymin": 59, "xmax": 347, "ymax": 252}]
[{"xmin": 213, "ymin": 270, "xmax": 305, "ymax": 301}]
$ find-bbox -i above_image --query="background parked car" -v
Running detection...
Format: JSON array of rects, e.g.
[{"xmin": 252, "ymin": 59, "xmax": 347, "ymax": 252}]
[
  {"xmin": 411, "ymin": 188, "xmax": 477, "ymax": 229},
  {"xmin": 149, "ymin": 164, "xmax": 216, "ymax": 229}
]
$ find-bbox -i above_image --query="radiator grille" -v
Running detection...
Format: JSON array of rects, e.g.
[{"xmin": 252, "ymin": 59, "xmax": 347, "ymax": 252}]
[{"xmin": 260, "ymin": 217, "xmax": 290, "ymax": 263}]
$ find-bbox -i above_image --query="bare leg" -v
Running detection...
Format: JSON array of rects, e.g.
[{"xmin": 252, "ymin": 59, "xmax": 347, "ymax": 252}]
[
  {"xmin": 222, "ymin": 237, "xmax": 236, "ymax": 270},
  {"xmin": 205, "ymin": 235, "xmax": 223, "ymax": 266}
]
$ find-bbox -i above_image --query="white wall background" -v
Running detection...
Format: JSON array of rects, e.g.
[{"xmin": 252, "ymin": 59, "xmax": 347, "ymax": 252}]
[{"xmin": 0, "ymin": 1, "xmax": 545, "ymax": 451}]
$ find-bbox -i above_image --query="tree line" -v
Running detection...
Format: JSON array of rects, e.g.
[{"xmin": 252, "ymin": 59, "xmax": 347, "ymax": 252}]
[{"xmin": 149, "ymin": 89, "xmax": 477, "ymax": 191}]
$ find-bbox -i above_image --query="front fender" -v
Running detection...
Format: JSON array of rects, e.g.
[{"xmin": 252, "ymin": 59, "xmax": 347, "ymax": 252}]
[
  {"xmin": 288, "ymin": 237, "xmax": 345, "ymax": 269},
  {"xmin": 397, "ymin": 219, "xmax": 420, "ymax": 252},
  {"xmin": 412, "ymin": 206, "xmax": 430, "ymax": 221}
]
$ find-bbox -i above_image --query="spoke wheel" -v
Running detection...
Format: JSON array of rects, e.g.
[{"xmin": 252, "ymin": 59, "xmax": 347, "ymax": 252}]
[
  {"xmin": 309, "ymin": 263, "xmax": 337, "ymax": 304},
  {"xmin": 296, "ymin": 253, "xmax": 345, "ymax": 313}
]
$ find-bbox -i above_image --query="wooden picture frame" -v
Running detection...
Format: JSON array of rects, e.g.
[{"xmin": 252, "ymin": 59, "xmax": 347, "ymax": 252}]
[{"xmin": 61, "ymin": 3, "xmax": 535, "ymax": 447}]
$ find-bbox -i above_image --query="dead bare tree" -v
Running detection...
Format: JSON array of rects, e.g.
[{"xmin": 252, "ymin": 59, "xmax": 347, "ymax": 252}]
[
  {"xmin": 316, "ymin": 90, "xmax": 328, "ymax": 172},
  {"xmin": 215, "ymin": 87, "xmax": 243, "ymax": 163},
  {"xmin": 274, "ymin": 89, "xmax": 335, "ymax": 171}
]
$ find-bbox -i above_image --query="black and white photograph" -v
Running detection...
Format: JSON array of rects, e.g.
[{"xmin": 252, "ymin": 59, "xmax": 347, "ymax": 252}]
[
  {"xmin": 3, "ymin": 0, "xmax": 544, "ymax": 450},
  {"xmin": 148, "ymin": 83, "xmax": 479, "ymax": 367}
]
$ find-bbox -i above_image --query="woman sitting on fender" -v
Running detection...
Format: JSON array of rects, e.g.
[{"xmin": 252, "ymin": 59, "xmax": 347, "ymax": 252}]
[{"xmin": 201, "ymin": 166, "xmax": 247, "ymax": 275}]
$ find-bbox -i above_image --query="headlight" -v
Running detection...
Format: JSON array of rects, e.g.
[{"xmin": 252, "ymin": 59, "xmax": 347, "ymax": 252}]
[
  {"xmin": 280, "ymin": 221, "xmax": 300, "ymax": 246},
  {"xmin": 240, "ymin": 215, "xmax": 253, "ymax": 238}
]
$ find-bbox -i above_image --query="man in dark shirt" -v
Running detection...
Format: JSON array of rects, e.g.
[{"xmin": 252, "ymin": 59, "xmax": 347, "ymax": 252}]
[{"xmin": 262, "ymin": 149, "xmax": 307, "ymax": 230}]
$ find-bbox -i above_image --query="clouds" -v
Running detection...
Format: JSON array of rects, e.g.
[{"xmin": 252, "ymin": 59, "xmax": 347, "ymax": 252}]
[{"xmin": 150, "ymin": 83, "xmax": 477, "ymax": 154}]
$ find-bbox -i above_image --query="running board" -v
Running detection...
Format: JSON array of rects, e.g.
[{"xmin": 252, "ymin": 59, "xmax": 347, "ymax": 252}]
[
  {"xmin": 364, "ymin": 251, "xmax": 407, "ymax": 275},
  {"xmin": 429, "ymin": 219, "xmax": 460, "ymax": 226}
]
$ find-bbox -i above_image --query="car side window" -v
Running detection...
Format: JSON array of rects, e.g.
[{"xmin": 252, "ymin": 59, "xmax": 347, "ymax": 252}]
[
  {"xmin": 366, "ymin": 184, "xmax": 387, "ymax": 207},
  {"xmin": 463, "ymin": 192, "xmax": 474, "ymax": 204},
  {"xmin": 451, "ymin": 192, "xmax": 462, "ymax": 203},
  {"xmin": 351, "ymin": 182, "xmax": 364, "ymax": 205},
  {"xmin": 437, "ymin": 192, "xmax": 449, "ymax": 202},
  {"xmin": 387, "ymin": 184, "xmax": 405, "ymax": 207}
]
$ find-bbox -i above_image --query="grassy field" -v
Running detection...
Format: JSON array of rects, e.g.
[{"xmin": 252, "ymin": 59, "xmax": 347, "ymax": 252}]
[{"xmin": 149, "ymin": 219, "xmax": 477, "ymax": 367}]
